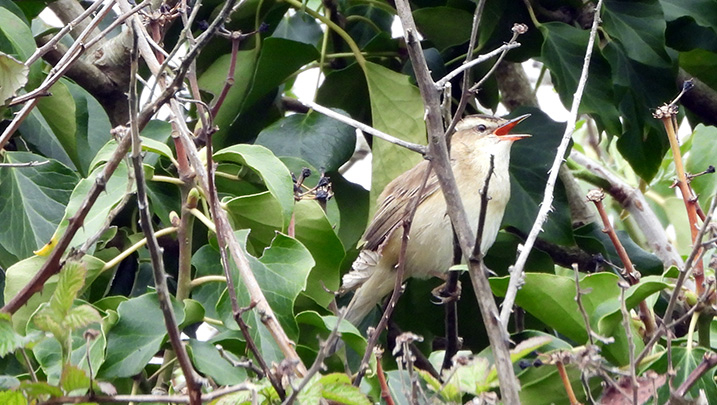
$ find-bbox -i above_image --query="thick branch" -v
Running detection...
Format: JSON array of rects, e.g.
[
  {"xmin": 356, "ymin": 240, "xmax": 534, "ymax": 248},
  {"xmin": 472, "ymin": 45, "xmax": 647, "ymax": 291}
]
[
  {"xmin": 571, "ymin": 151, "xmax": 683, "ymax": 268},
  {"xmin": 393, "ymin": 0, "xmax": 520, "ymax": 402}
]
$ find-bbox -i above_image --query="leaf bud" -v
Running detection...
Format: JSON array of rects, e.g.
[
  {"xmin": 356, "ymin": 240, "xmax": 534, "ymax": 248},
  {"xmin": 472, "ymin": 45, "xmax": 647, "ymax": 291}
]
[{"xmin": 187, "ymin": 188, "xmax": 200, "ymax": 209}]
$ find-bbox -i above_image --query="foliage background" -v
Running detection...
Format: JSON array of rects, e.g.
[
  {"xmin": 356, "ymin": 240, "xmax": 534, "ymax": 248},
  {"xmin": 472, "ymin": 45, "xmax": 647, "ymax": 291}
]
[{"xmin": 0, "ymin": 0, "xmax": 716, "ymax": 403}]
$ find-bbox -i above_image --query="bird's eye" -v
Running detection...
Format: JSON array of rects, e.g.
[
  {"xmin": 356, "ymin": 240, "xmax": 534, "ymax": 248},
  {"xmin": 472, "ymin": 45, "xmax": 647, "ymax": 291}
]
[{"xmin": 476, "ymin": 124, "xmax": 487, "ymax": 132}]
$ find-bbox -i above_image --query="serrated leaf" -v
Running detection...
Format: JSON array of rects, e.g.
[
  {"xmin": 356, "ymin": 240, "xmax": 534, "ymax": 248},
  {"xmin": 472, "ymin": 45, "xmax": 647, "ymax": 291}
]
[
  {"xmin": 0, "ymin": 152, "xmax": 79, "ymax": 267},
  {"xmin": 60, "ymin": 364, "xmax": 90, "ymax": 394},
  {"xmin": 0, "ymin": 314, "xmax": 23, "ymax": 356},
  {"xmin": 365, "ymin": 61, "xmax": 425, "ymax": 214},
  {"xmin": 214, "ymin": 144, "xmax": 294, "ymax": 229},
  {"xmin": 98, "ymin": 293, "xmax": 184, "ymax": 379},
  {"xmin": 64, "ymin": 305, "xmax": 101, "ymax": 331},
  {"xmin": 51, "ymin": 261, "xmax": 86, "ymax": 314},
  {"xmin": 19, "ymin": 381, "xmax": 63, "ymax": 398},
  {"xmin": 0, "ymin": 52, "xmax": 27, "ymax": 104},
  {"xmin": 319, "ymin": 373, "xmax": 371, "ymax": 405},
  {"xmin": 254, "ymin": 109, "xmax": 356, "ymax": 172},
  {"xmin": 0, "ymin": 390, "xmax": 26, "ymax": 405},
  {"xmin": 31, "ymin": 319, "xmax": 105, "ymax": 385}
]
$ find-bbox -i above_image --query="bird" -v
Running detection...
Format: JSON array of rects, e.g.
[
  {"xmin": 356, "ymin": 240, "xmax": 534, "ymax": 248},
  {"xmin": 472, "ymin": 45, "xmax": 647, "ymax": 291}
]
[{"xmin": 340, "ymin": 113, "xmax": 531, "ymax": 328}]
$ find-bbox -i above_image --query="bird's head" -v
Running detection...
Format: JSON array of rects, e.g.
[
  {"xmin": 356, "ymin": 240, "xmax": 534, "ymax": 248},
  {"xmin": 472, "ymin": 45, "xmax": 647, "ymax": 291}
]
[{"xmin": 454, "ymin": 114, "xmax": 531, "ymax": 145}]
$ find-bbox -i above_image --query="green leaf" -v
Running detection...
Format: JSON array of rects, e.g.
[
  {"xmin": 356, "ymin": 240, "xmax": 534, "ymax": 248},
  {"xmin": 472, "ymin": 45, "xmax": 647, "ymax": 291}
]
[
  {"xmin": 0, "ymin": 152, "xmax": 79, "ymax": 267},
  {"xmin": 413, "ymin": 7, "xmax": 473, "ymax": 51},
  {"xmin": 0, "ymin": 391, "xmax": 26, "ymax": 405},
  {"xmin": 491, "ymin": 272, "xmax": 664, "ymax": 365},
  {"xmin": 0, "ymin": 6, "xmax": 35, "ymax": 60},
  {"xmin": 214, "ymin": 144, "xmax": 294, "ymax": 229},
  {"xmin": 50, "ymin": 261, "xmax": 86, "ymax": 314},
  {"xmin": 602, "ymin": 0, "xmax": 672, "ymax": 67},
  {"xmin": 0, "ymin": 313, "xmax": 23, "ymax": 356},
  {"xmin": 60, "ymin": 364, "xmax": 90, "ymax": 394},
  {"xmin": 63, "ymin": 305, "xmax": 101, "ymax": 331},
  {"xmin": 242, "ymin": 38, "xmax": 320, "ymax": 110},
  {"xmin": 319, "ymin": 373, "xmax": 371, "ymax": 405},
  {"xmin": 574, "ymin": 222, "xmax": 664, "ymax": 276},
  {"xmin": 65, "ymin": 81, "xmax": 112, "ymax": 177},
  {"xmin": 603, "ymin": 41, "xmax": 673, "ymax": 182},
  {"xmin": 187, "ymin": 339, "xmax": 247, "ymax": 385},
  {"xmin": 216, "ymin": 231, "xmax": 314, "ymax": 364},
  {"xmin": 539, "ymin": 22, "xmax": 621, "ymax": 136},
  {"xmin": 504, "ymin": 108, "xmax": 574, "ymax": 245},
  {"xmin": 59, "ymin": 158, "xmax": 132, "ymax": 254},
  {"xmin": 345, "ymin": 4, "xmax": 393, "ymax": 49},
  {"xmin": 198, "ymin": 48, "xmax": 258, "ymax": 144},
  {"xmin": 0, "ymin": 51, "xmax": 27, "ymax": 104},
  {"xmin": 316, "ymin": 63, "xmax": 370, "ymax": 124},
  {"xmin": 685, "ymin": 124, "xmax": 717, "ymax": 208},
  {"xmin": 273, "ymin": 11, "xmax": 323, "ymax": 47},
  {"xmin": 34, "ymin": 80, "xmax": 78, "ymax": 169},
  {"xmin": 31, "ymin": 320, "xmax": 105, "ymax": 385},
  {"xmin": 98, "ymin": 293, "xmax": 184, "ymax": 379},
  {"xmin": 293, "ymin": 200, "xmax": 345, "ymax": 307},
  {"xmin": 19, "ymin": 381, "xmax": 63, "ymax": 398},
  {"xmin": 254, "ymin": 109, "xmax": 356, "ymax": 172},
  {"xmin": 295, "ymin": 311, "xmax": 366, "ymax": 355},
  {"xmin": 652, "ymin": 346, "xmax": 717, "ymax": 401},
  {"xmin": 365, "ymin": 61, "xmax": 425, "ymax": 213}
]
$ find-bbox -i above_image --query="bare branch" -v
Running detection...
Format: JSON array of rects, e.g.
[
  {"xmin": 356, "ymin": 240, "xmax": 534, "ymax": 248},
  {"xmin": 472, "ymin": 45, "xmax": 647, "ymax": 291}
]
[{"xmin": 500, "ymin": 0, "xmax": 605, "ymax": 328}]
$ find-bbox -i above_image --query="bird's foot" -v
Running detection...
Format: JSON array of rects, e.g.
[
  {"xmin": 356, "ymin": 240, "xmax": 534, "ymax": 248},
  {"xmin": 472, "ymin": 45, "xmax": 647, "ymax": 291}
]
[{"xmin": 431, "ymin": 280, "xmax": 462, "ymax": 304}]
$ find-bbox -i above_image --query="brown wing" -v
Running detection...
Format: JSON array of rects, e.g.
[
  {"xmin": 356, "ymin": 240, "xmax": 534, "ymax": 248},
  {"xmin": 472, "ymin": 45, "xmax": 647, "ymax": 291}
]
[{"xmin": 361, "ymin": 160, "xmax": 441, "ymax": 251}]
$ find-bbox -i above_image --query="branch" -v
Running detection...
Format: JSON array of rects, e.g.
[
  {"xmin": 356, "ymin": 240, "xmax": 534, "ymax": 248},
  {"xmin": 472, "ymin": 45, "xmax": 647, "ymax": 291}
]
[
  {"xmin": 127, "ymin": 33, "xmax": 202, "ymax": 404},
  {"xmin": 570, "ymin": 151, "xmax": 683, "ymax": 269},
  {"xmin": 299, "ymin": 100, "xmax": 426, "ymax": 154},
  {"xmin": 116, "ymin": 0, "xmax": 308, "ymax": 374},
  {"xmin": 500, "ymin": 0, "xmax": 605, "ymax": 327},
  {"xmin": 39, "ymin": 382, "xmax": 253, "ymax": 404},
  {"xmin": 393, "ymin": 0, "xmax": 520, "ymax": 401}
]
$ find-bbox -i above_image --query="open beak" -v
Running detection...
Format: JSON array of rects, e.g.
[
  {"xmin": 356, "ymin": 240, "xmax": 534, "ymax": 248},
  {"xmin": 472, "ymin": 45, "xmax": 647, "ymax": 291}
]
[{"xmin": 495, "ymin": 113, "xmax": 531, "ymax": 141}]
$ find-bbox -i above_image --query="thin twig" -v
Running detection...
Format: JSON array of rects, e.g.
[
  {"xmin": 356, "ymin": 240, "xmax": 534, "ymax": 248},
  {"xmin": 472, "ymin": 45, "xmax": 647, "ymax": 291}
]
[
  {"xmin": 0, "ymin": 161, "xmax": 49, "ymax": 168},
  {"xmin": 352, "ymin": 164, "xmax": 434, "ymax": 387},
  {"xmin": 127, "ymin": 32, "xmax": 202, "ymax": 405},
  {"xmin": 298, "ymin": 100, "xmax": 426, "ymax": 154},
  {"xmin": 500, "ymin": 0, "xmax": 605, "ymax": 327},
  {"xmin": 0, "ymin": 0, "xmax": 118, "ymax": 150},
  {"xmin": 435, "ymin": 42, "xmax": 521, "ymax": 89},
  {"xmin": 39, "ymin": 382, "xmax": 253, "ymax": 404},
  {"xmin": 618, "ymin": 282, "xmax": 639, "ymax": 405}
]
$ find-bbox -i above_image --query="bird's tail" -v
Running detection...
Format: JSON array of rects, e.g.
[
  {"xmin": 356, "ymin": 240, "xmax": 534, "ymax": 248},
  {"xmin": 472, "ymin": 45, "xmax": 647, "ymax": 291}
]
[{"xmin": 343, "ymin": 263, "xmax": 397, "ymax": 327}]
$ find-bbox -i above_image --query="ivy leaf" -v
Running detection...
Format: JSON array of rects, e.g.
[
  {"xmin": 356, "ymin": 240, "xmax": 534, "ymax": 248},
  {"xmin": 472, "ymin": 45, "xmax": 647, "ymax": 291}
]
[
  {"xmin": 214, "ymin": 144, "xmax": 294, "ymax": 229},
  {"xmin": 254, "ymin": 109, "xmax": 356, "ymax": 173},
  {"xmin": 98, "ymin": 293, "xmax": 184, "ymax": 379},
  {"xmin": 0, "ymin": 51, "xmax": 27, "ymax": 104},
  {"xmin": 59, "ymin": 364, "xmax": 90, "ymax": 394},
  {"xmin": 0, "ymin": 152, "xmax": 79, "ymax": 268},
  {"xmin": 215, "ymin": 231, "xmax": 314, "ymax": 365},
  {"xmin": 0, "ymin": 313, "xmax": 24, "ymax": 357}
]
